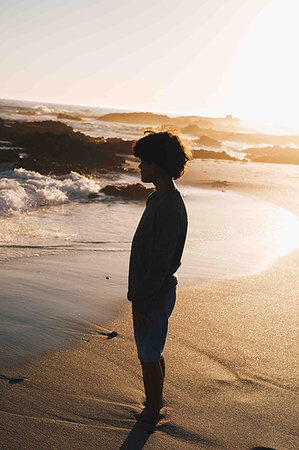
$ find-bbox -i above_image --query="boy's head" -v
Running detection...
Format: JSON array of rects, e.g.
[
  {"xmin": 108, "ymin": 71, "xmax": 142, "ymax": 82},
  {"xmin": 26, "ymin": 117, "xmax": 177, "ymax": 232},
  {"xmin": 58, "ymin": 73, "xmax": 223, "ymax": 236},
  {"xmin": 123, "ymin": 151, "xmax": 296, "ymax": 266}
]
[{"xmin": 132, "ymin": 130, "xmax": 192, "ymax": 180}]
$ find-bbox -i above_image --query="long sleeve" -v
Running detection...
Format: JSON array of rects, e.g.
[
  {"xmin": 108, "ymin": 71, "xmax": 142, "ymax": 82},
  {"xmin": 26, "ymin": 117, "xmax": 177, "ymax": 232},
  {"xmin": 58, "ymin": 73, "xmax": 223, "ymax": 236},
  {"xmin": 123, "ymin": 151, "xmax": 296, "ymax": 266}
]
[
  {"xmin": 130, "ymin": 204, "xmax": 180, "ymax": 313},
  {"xmin": 128, "ymin": 189, "xmax": 188, "ymax": 314}
]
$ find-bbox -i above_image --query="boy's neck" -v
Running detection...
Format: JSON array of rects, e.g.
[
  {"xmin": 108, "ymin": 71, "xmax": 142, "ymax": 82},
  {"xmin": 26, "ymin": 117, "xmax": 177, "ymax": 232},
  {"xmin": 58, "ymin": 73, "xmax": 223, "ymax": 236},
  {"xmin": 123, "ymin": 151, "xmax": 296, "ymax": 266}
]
[{"xmin": 154, "ymin": 178, "xmax": 176, "ymax": 196}]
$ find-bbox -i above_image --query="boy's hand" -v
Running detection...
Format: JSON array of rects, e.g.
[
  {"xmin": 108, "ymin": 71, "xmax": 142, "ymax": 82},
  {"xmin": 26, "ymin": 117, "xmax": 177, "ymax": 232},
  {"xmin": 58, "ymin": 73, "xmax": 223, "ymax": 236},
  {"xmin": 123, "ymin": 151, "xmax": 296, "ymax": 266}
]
[{"xmin": 133, "ymin": 310, "xmax": 152, "ymax": 330}]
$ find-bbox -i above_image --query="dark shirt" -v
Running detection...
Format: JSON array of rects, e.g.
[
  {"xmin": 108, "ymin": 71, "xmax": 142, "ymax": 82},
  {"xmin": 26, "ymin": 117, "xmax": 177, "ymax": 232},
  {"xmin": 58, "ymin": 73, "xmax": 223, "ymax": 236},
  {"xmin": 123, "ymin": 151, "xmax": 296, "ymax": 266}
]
[{"xmin": 127, "ymin": 188, "xmax": 188, "ymax": 314}]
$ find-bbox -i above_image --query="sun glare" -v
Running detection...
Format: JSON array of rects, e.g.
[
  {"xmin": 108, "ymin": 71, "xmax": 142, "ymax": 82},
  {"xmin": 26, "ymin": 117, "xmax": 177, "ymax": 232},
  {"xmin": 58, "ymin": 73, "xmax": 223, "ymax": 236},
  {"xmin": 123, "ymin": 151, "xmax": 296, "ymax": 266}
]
[
  {"xmin": 221, "ymin": 0, "xmax": 299, "ymax": 131},
  {"xmin": 274, "ymin": 210, "xmax": 299, "ymax": 258}
]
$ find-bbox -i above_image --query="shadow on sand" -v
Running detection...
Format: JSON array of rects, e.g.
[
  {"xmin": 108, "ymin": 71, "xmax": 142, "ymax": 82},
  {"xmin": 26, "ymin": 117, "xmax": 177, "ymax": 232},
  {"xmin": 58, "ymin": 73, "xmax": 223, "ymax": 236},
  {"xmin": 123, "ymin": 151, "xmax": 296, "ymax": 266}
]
[
  {"xmin": 119, "ymin": 418, "xmax": 220, "ymax": 449},
  {"xmin": 118, "ymin": 421, "xmax": 155, "ymax": 449}
]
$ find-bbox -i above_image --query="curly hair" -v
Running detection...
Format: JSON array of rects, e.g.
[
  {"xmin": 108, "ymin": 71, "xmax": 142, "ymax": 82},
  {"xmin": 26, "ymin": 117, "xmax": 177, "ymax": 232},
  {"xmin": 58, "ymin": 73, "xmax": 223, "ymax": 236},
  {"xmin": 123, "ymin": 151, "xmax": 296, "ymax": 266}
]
[{"xmin": 132, "ymin": 130, "xmax": 192, "ymax": 180}]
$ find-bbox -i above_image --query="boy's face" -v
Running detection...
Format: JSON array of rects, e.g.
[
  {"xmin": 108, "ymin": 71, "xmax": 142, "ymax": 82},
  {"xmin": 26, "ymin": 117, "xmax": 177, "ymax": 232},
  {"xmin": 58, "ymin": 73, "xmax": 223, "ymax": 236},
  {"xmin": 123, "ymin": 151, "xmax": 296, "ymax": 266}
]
[{"xmin": 138, "ymin": 160, "xmax": 161, "ymax": 183}]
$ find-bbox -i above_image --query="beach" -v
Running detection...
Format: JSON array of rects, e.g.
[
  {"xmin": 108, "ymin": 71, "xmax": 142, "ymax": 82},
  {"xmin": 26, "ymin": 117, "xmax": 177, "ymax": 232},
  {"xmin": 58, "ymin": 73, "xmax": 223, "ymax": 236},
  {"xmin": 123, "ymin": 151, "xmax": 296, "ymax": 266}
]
[
  {"xmin": 1, "ymin": 157, "xmax": 298, "ymax": 449},
  {"xmin": 2, "ymin": 0, "xmax": 299, "ymax": 445}
]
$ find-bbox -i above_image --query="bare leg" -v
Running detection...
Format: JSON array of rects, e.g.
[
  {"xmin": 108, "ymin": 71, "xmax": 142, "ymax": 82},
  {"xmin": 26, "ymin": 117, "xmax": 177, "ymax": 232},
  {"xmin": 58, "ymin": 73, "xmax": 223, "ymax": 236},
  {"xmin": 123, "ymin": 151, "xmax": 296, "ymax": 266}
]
[
  {"xmin": 160, "ymin": 355, "xmax": 165, "ymax": 382},
  {"xmin": 142, "ymin": 356, "xmax": 165, "ymax": 408},
  {"xmin": 139, "ymin": 360, "xmax": 163, "ymax": 421},
  {"xmin": 159, "ymin": 356, "xmax": 165, "ymax": 407}
]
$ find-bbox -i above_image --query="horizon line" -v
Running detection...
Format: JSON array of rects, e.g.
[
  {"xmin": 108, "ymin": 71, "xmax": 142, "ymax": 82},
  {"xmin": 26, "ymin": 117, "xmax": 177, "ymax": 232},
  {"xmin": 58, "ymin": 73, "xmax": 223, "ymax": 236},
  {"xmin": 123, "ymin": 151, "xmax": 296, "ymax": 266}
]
[{"xmin": 1, "ymin": 96, "xmax": 298, "ymax": 135}]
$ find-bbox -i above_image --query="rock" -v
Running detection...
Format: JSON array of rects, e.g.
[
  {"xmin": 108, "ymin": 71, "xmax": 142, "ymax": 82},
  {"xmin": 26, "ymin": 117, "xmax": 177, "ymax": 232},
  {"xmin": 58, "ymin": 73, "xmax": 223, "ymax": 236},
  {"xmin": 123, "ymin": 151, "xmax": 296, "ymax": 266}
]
[
  {"xmin": 103, "ymin": 137, "xmax": 132, "ymax": 155},
  {"xmin": 100, "ymin": 183, "xmax": 154, "ymax": 200},
  {"xmin": 56, "ymin": 113, "xmax": 82, "ymax": 121},
  {"xmin": 99, "ymin": 112, "xmax": 174, "ymax": 126},
  {"xmin": 244, "ymin": 145, "xmax": 299, "ymax": 165},
  {"xmin": 88, "ymin": 192, "xmax": 100, "ymax": 199},
  {"xmin": 0, "ymin": 119, "xmax": 134, "ymax": 175},
  {"xmin": 98, "ymin": 112, "xmax": 221, "ymax": 130},
  {"xmin": 107, "ymin": 331, "xmax": 118, "ymax": 339},
  {"xmin": 194, "ymin": 135, "xmax": 222, "ymax": 148},
  {"xmin": 0, "ymin": 149, "xmax": 20, "ymax": 164},
  {"xmin": 181, "ymin": 124, "xmax": 202, "ymax": 137},
  {"xmin": 192, "ymin": 149, "xmax": 238, "ymax": 161},
  {"xmin": 124, "ymin": 167, "xmax": 138, "ymax": 173}
]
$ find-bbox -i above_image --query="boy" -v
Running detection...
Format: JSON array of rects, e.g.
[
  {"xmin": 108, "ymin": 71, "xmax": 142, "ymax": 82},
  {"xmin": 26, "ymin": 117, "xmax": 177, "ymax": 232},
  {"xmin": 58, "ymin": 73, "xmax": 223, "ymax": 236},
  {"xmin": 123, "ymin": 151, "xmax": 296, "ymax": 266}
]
[{"xmin": 127, "ymin": 130, "xmax": 191, "ymax": 424}]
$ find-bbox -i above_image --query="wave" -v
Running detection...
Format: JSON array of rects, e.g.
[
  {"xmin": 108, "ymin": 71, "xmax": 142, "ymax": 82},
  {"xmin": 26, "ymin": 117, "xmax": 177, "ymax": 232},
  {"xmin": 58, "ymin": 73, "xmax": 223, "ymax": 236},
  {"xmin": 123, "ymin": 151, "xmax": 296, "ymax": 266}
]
[
  {"xmin": 32, "ymin": 104, "xmax": 56, "ymax": 114},
  {"xmin": 0, "ymin": 99, "xmax": 150, "ymax": 141},
  {"xmin": 0, "ymin": 168, "xmax": 103, "ymax": 216}
]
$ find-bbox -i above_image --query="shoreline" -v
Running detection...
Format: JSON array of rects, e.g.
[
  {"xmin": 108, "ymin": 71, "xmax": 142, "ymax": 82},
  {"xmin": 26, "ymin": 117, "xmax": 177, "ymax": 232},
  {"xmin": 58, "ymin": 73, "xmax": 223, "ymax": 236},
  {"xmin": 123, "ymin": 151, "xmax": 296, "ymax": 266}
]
[
  {"xmin": 1, "ymin": 160, "xmax": 298, "ymax": 448},
  {"xmin": 1, "ymin": 165, "xmax": 298, "ymax": 369}
]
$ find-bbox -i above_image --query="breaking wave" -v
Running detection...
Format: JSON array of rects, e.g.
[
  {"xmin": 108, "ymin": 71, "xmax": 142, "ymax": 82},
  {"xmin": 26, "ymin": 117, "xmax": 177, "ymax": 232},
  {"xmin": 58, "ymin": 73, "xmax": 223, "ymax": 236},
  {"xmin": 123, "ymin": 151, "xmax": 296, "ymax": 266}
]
[{"xmin": 0, "ymin": 168, "xmax": 103, "ymax": 216}]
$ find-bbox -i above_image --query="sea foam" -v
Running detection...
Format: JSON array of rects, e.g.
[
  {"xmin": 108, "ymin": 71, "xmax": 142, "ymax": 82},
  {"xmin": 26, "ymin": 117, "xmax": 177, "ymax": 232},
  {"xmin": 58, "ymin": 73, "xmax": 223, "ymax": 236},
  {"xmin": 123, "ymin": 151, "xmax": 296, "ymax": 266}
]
[{"xmin": 0, "ymin": 168, "xmax": 103, "ymax": 216}]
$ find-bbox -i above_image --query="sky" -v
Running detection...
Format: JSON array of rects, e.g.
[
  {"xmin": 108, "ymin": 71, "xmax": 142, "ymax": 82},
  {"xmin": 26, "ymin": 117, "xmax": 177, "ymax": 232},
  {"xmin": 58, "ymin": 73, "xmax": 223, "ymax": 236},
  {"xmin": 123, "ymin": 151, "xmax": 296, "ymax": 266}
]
[{"xmin": 1, "ymin": 0, "xmax": 298, "ymax": 131}]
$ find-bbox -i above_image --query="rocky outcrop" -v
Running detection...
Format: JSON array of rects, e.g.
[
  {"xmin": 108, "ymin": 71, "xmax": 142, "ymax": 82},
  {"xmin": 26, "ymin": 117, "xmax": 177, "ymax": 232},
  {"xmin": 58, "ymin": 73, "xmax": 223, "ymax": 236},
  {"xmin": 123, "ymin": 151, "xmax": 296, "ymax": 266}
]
[
  {"xmin": 192, "ymin": 149, "xmax": 239, "ymax": 161},
  {"xmin": 244, "ymin": 145, "xmax": 299, "ymax": 164},
  {"xmin": 194, "ymin": 135, "xmax": 222, "ymax": 148},
  {"xmin": 56, "ymin": 113, "xmax": 82, "ymax": 121},
  {"xmin": 181, "ymin": 125, "xmax": 299, "ymax": 147},
  {"xmin": 98, "ymin": 112, "xmax": 240, "ymax": 131},
  {"xmin": 0, "ymin": 119, "xmax": 134, "ymax": 175},
  {"xmin": 98, "ymin": 112, "xmax": 175, "ymax": 126},
  {"xmin": 0, "ymin": 149, "xmax": 19, "ymax": 164},
  {"xmin": 96, "ymin": 183, "xmax": 155, "ymax": 200},
  {"xmin": 181, "ymin": 124, "xmax": 202, "ymax": 137},
  {"xmin": 0, "ymin": 119, "xmax": 74, "ymax": 138}
]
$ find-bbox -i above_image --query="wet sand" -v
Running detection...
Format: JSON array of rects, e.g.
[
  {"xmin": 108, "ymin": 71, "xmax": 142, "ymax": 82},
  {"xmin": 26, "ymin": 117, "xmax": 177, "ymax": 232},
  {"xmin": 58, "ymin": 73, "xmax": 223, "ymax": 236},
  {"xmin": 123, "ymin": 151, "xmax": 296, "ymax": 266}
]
[{"xmin": 1, "ymin": 160, "xmax": 298, "ymax": 449}]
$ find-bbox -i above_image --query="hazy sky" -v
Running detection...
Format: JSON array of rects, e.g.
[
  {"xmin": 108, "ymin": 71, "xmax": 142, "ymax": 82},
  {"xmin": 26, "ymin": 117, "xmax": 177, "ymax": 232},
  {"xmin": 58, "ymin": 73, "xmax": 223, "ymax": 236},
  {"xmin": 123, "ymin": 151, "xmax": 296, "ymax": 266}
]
[{"xmin": 1, "ymin": 0, "xmax": 298, "ymax": 130}]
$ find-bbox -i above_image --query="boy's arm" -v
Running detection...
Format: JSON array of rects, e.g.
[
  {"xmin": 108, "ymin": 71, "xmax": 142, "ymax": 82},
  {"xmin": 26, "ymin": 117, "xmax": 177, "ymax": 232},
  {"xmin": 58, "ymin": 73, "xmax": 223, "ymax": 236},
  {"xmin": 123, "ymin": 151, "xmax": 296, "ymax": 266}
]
[{"xmin": 131, "ymin": 205, "xmax": 180, "ymax": 314}]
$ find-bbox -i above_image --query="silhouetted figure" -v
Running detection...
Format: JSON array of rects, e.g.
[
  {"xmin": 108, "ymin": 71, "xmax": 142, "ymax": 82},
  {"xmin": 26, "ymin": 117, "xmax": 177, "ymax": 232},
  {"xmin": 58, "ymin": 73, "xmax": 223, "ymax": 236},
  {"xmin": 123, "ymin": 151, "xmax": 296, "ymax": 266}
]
[{"xmin": 127, "ymin": 130, "xmax": 191, "ymax": 424}]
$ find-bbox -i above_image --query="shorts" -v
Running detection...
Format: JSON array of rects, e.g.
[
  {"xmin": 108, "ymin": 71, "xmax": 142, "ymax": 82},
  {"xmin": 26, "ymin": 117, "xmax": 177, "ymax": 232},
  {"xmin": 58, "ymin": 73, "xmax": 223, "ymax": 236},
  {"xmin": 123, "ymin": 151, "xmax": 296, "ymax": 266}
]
[{"xmin": 132, "ymin": 287, "xmax": 177, "ymax": 363}]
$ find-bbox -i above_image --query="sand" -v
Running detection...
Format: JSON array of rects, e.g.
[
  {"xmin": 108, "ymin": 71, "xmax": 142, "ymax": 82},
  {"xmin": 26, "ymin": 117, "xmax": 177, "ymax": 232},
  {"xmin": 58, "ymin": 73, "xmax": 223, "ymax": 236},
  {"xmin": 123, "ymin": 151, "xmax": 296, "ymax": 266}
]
[{"xmin": 1, "ymin": 160, "xmax": 298, "ymax": 449}]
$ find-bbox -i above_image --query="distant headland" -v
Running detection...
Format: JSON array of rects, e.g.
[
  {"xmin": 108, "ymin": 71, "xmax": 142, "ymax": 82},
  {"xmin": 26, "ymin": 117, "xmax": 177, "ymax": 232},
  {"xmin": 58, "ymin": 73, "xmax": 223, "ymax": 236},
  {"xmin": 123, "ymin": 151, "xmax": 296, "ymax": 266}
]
[{"xmin": 0, "ymin": 112, "xmax": 298, "ymax": 178}]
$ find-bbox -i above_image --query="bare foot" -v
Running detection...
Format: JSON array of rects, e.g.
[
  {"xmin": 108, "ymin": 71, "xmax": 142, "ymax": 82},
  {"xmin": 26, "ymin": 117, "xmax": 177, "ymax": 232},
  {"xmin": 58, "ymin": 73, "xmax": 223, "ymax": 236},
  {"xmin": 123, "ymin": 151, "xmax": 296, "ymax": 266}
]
[{"xmin": 134, "ymin": 406, "xmax": 164, "ymax": 424}]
